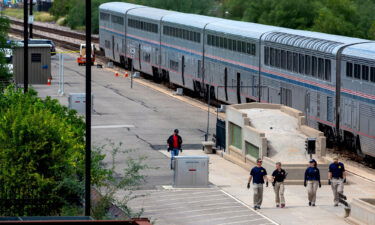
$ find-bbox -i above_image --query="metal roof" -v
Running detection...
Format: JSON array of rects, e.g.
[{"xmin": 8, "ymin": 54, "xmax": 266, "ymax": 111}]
[
  {"xmin": 99, "ymin": 2, "xmax": 142, "ymax": 14},
  {"xmin": 343, "ymin": 42, "xmax": 375, "ymax": 60},
  {"xmin": 162, "ymin": 13, "xmax": 222, "ymax": 29},
  {"xmin": 206, "ymin": 20, "xmax": 283, "ymax": 39},
  {"xmin": 128, "ymin": 7, "xmax": 179, "ymax": 21}
]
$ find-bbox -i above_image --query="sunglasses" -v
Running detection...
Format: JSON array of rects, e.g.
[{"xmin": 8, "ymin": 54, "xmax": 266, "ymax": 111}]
[{"xmin": 257, "ymin": 161, "xmax": 262, "ymax": 163}]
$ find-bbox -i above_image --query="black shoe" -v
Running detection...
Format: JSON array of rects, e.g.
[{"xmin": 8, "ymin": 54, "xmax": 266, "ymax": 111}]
[
  {"xmin": 309, "ymin": 202, "xmax": 311, "ymax": 206},
  {"xmin": 276, "ymin": 204, "xmax": 280, "ymax": 207},
  {"xmin": 257, "ymin": 206, "xmax": 261, "ymax": 209},
  {"xmin": 253, "ymin": 206, "xmax": 257, "ymax": 210},
  {"xmin": 312, "ymin": 203, "xmax": 315, "ymax": 207},
  {"xmin": 334, "ymin": 203, "xmax": 338, "ymax": 207}
]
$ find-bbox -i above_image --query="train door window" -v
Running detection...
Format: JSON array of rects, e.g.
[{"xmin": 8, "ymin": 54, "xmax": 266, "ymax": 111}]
[
  {"xmin": 371, "ymin": 67, "xmax": 375, "ymax": 82},
  {"xmin": 275, "ymin": 49, "xmax": 281, "ymax": 68},
  {"xmin": 270, "ymin": 48, "xmax": 275, "ymax": 66},
  {"xmin": 346, "ymin": 62, "xmax": 353, "ymax": 77},
  {"xmin": 354, "ymin": 64, "xmax": 361, "ymax": 79},
  {"xmin": 305, "ymin": 55, "xmax": 311, "ymax": 75},
  {"xmin": 362, "ymin": 65, "xmax": 369, "ymax": 81},
  {"xmin": 197, "ymin": 60, "xmax": 202, "ymax": 78},
  {"xmin": 170, "ymin": 60, "xmax": 179, "ymax": 71},
  {"xmin": 293, "ymin": 53, "xmax": 298, "ymax": 73},
  {"xmin": 327, "ymin": 96, "xmax": 333, "ymax": 122},
  {"xmin": 264, "ymin": 47, "xmax": 270, "ymax": 65},
  {"xmin": 143, "ymin": 52, "xmax": 150, "ymax": 63},
  {"xmin": 299, "ymin": 54, "xmax": 305, "ymax": 74},
  {"xmin": 281, "ymin": 50, "xmax": 286, "ymax": 69},
  {"xmin": 287, "ymin": 51, "xmax": 293, "ymax": 71},
  {"xmin": 325, "ymin": 59, "xmax": 331, "ymax": 81},
  {"xmin": 318, "ymin": 58, "xmax": 324, "ymax": 79},
  {"xmin": 311, "ymin": 56, "xmax": 317, "ymax": 77}
]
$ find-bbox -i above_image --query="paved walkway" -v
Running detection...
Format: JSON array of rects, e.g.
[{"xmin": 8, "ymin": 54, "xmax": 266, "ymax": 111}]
[{"xmin": 159, "ymin": 150, "xmax": 375, "ymax": 225}]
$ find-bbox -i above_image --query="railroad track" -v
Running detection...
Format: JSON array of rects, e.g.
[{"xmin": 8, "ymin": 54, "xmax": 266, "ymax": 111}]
[{"xmin": 9, "ymin": 18, "xmax": 99, "ymax": 43}]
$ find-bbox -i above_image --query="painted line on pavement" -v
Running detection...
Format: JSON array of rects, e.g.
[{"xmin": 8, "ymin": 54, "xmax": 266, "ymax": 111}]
[
  {"xmin": 92, "ymin": 124, "xmax": 135, "ymax": 129},
  {"xmin": 220, "ymin": 189, "xmax": 279, "ymax": 225}
]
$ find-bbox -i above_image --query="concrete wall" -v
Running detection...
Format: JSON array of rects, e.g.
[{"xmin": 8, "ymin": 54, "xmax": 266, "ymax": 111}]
[
  {"xmin": 349, "ymin": 198, "xmax": 375, "ymax": 225},
  {"xmin": 224, "ymin": 103, "xmax": 328, "ymax": 183}
]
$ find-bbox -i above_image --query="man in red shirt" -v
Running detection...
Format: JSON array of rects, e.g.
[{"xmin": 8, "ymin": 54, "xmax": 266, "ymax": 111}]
[{"xmin": 167, "ymin": 129, "xmax": 183, "ymax": 169}]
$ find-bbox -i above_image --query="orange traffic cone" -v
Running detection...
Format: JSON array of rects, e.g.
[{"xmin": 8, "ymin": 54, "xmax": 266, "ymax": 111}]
[
  {"xmin": 124, "ymin": 71, "xmax": 129, "ymax": 78},
  {"xmin": 47, "ymin": 77, "xmax": 52, "ymax": 86},
  {"xmin": 115, "ymin": 72, "xmax": 119, "ymax": 77}
]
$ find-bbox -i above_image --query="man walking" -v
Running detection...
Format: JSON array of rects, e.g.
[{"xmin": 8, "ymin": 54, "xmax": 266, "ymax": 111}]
[
  {"xmin": 328, "ymin": 156, "xmax": 347, "ymax": 206},
  {"xmin": 247, "ymin": 158, "xmax": 268, "ymax": 210},
  {"xmin": 167, "ymin": 129, "xmax": 182, "ymax": 169},
  {"xmin": 272, "ymin": 162, "xmax": 287, "ymax": 208}
]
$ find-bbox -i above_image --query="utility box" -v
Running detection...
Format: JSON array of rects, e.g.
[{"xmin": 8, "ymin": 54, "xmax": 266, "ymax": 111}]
[
  {"xmin": 173, "ymin": 156, "xmax": 209, "ymax": 188},
  {"xmin": 68, "ymin": 93, "xmax": 94, "ymax": 114},
  {"xmin": 13, "ymin": 43, "xmax": 51, "ymax": 84}
]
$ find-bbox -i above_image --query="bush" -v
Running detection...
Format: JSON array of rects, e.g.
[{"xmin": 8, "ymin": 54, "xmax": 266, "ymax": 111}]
[
  {"xmin": 56, "ymin": 17, "xmax": 66, "ymax": 26},
  {"xmin": 35, "ymin": 12, "xmax": 55, "ymax": 22},
  {"xmin": 0, "ymin": 86, "xmax": 85, "ymax": 216}
]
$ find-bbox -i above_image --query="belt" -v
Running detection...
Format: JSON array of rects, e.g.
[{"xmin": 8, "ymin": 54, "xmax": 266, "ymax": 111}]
[{"xmin": 332, "ymin": 177, "xmax": 342, "ymax": 179}]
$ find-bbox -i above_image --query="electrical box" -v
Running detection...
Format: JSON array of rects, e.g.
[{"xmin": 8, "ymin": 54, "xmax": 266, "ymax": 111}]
[
  {"xmin": 68, "ymin": 93, "xmax": 94, "ymax": 114},
  {"xmin": 173, "ymin": 156, "xmax": 209, "ymax": 188}
]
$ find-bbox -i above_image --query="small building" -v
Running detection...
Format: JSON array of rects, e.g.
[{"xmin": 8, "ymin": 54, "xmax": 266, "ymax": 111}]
[
  {"xmin": 13, "ymin": 43, "xmax": 51, "ymax": 85},
  {"xmin": 225, "ymin": 103, "xmax": 329, "ymax": 183}
]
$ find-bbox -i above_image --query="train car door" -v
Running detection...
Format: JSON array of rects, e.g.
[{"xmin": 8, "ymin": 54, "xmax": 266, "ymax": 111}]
[
  {"xmin": 224, "ymin": 68, "xmax": 228, "ymax": 101},
  {"xmin": 181, "ymin": 56, "xmax": 185, "ymax": 85},
  {"xmin": 237, "ymin": 72, "xmax": 241, "ymax": 103},
  {"xmin": 112, "ymin": 35, "xmax": 115, "ymax": 61},
  {"xmin": 280, "ymin": 87, "xmax": 292, "ymax": 107},
  {"xmin": 305, "ymin": 92, "xmax": 311, "ymax": 124},
  {"xmin": 138, "ymin": 44, "xmax": 142, "ymax": 70}
]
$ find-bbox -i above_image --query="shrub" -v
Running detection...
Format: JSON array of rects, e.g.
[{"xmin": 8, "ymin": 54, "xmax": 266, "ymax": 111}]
[{"xmin": 35, "ymin": 12, "xmax": 55, "ymax": 22}]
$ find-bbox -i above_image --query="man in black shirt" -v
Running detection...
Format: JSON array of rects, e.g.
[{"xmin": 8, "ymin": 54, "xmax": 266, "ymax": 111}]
[
  {"xmin": 247, "ymin": 158, "xmax": 268, "ymax": 210},
  {"xmin": 328, "ymin": 156, "xmax": 347, "ymax": 206},
  {"xmin": 272, "ymin": 162, "xmax": 287, "ymax": 208}
]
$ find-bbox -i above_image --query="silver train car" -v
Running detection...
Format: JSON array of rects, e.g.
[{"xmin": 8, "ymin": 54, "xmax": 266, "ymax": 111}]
[{"xmin": 99, "ymin": 2, "xmax": 375, "ymax": 157}]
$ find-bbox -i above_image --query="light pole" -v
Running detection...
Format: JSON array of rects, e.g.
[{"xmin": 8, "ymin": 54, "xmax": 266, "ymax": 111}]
[
  {"xmin": 23, "ymin": 0, "xmax": 28, "ymax": 93},
  {"xmin": 85, "ymin": 0, "xmax": 92, "ymax": 216}
]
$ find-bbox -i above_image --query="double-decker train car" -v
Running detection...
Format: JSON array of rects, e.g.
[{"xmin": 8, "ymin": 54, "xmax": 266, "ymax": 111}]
[{"xmin": 99, "ymin": 2, "xmax": 375, "ymax": 158}]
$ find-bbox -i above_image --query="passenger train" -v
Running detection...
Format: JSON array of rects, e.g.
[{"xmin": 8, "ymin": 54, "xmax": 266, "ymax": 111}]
[{"xmin": 99, "ymin": 2, "xmax": 375, "ymax": 158}]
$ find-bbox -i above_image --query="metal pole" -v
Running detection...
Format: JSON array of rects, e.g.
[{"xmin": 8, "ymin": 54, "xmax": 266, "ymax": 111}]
[
  {"xmin": 29, "ymin": 0, "xmax": 32, "ymax": 38},
  {"xmin": 130, "ymin": 65, "xmax": 133, "ymax": 89},
  {"xmin": 24, "ymin": 0, "xmax": 28, "ymax": 93},
  {"xmin": 85, "ymin": 0, "xmax": 92, "ymax": 216}
]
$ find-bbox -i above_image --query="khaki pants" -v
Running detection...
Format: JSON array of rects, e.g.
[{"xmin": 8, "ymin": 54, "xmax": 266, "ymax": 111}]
[
  {"xmin": 307, "ymin": 180, "xmax": 319, "ymax": 204},
  {"xmin": 331, "ymin": 178, "xmax": 344, "ymax": 204},
  {"xmin": 253, "ymin": 183, "xmax": 263, "ymax": 207},
  {"xmin": 274, "ymin": 182, "xmax": 285, "ymax": 204}
]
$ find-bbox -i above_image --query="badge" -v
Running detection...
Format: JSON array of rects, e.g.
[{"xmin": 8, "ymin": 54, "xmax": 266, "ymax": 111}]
[
  {"xmin": 261, "ymin": 170, "xmax": 264, "ymax": 172},
  {"xmin": 339, "ymin": 166, "xmax": 341, "ymax": 169}
]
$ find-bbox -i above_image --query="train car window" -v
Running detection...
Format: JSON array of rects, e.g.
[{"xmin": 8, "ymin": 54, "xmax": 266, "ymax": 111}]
[
  {"xmin": 251, "ymin": 44, "xmax": 256, "ymax": 55},
  {"xmin": 207, "ymin": 34, "xmax": 212, "ymax": 45},
  {"xmin": 325, "ymin": 59, "xmax": 331, "ymax": 81},
  {"xmin": 270, "ymin": 48, "xmax": 275, "ymax": 66},
  {"xmin": 275, "ymin": 49, "xmax": 281, "ymax": 68},
  {"xmin": 196, "ymin": 33, "xmax": 201, "ymax": 43},
  {"xmin": 100, "ymin": 12, "xmax": 110, "ymax": 21},
  {"xmin": 287, "ymin": 51, "xmax": 293, "ymax": 71},
  {"xmin": 233, "ymin": 40, "xmax": 237, "ymax": 51},
  {"xmin": 228, "ymin": 39, "xmax": 233, "ymax": 50},
  {"xmin": 280, "ymin": 50, "xmax": 286, "ymax": 69},
  {"xmin": 215, "ymin": 36, "xmax": 219, "ymax": 47},
  {"xmin": 362, "ymin": 65, "xmax": 369, "ymax": 81},
  {"xmin": 241, "ymin": 41, "xmax": 246, "ymax": 53},
  {"xmin": 246, "ymin": 43, "xmax": 251, "ymax": 54},
  {"xmin": 224, "ymin": 38, "xmax": 228, "ymax": 49},
  {"xmin": 305, "ymin": 55, "xmax": 311, "ymax": 75},
  {"xmin": 311, "ymin": 56, "xmax": 317, "ymax": 77},
  {"xmin": 318, "ymin": 58, "xmax": 324, "ymax": 79},
  {"xmin": 183, "ymin": 30, "xmax": 187, "ymax": 40},
  {"xmin": 299, "ymin": 54, "xmax": 305, "ymax": 74},
  {"xmin": 293, "ymin": 53, "xmax": 298, "ymax": 73},
  {"xmin": 354, "ymin": 64, "xmax": 361, "ymax": 79},
  {"xmin": 219, "ymin": 37, "xmax": 224, "ymax": 48},
  {"xmin": 346, "ymin": 62, "xmax": 353, "ymax": 77},
  {"xmin": 370, "ymin": 67, "xmax": 375, "ymax": 82},
  {"xmin": 264, "ymin": 47, "xmax": 270, "ymax": 65},
  {"xmin": 237, "ymin": 40, "xmax": 242, "ymax": 52}
]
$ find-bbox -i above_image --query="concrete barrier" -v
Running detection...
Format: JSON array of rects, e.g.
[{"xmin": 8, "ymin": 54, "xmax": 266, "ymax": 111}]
[
  {"xmin": 225, "ymin": 103, "xmax": 329, "ymax": 183},
  {"xmin": 348, "ymin": 198, "xmax": 375, "ymax": 225}
]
